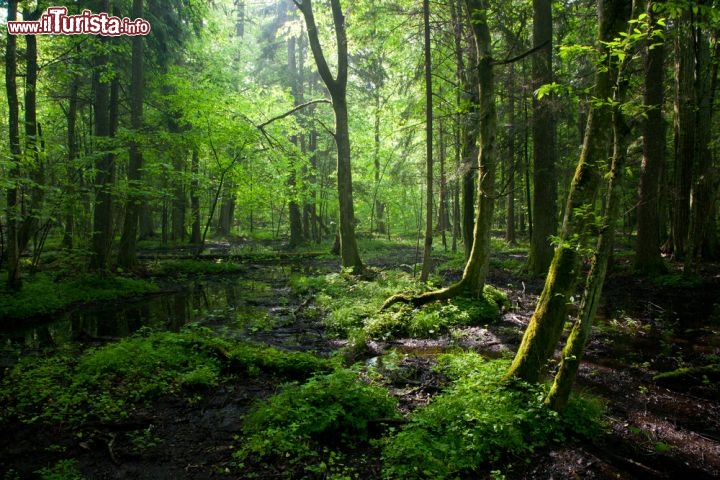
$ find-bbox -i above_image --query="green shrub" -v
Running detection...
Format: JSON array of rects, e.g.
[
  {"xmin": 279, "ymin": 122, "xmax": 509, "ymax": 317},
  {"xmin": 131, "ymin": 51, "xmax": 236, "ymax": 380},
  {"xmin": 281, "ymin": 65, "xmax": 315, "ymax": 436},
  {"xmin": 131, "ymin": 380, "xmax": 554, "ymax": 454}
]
[
  {"xmin": 235, "ymin": 368, "xmax": 398, "ymax": 474},
  {"xmin": 383, "ymin": 353, "xmax": 604, "ymax": 479}
]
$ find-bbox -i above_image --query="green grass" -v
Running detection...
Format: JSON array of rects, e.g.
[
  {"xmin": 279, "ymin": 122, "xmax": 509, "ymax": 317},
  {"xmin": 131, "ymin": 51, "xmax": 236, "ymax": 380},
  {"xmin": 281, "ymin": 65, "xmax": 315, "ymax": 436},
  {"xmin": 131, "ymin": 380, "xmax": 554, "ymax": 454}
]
[{"xmin": 0, "ymin": 273, "xmax": 158, "ymax": 321}]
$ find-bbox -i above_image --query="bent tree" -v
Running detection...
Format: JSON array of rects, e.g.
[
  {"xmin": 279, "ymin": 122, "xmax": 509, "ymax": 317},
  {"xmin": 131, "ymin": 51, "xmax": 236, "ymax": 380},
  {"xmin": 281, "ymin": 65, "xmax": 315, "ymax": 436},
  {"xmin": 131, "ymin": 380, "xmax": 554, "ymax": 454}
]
[
  {"xmin": 295, "ymin": 0, "xmax": 363, "ymax": 273},
  {"xmin": 382, "ymin": 0, "xmax": 497, "ymax": 308},
  {"xmin": 505, "ymin": 0, "xmax": 633, "ymax": 386}
]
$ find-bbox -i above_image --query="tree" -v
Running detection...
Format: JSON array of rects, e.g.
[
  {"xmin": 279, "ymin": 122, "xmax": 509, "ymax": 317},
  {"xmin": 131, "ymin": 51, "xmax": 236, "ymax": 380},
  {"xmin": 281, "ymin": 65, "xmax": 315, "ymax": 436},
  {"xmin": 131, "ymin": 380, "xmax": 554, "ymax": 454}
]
[
  {"xmin": 118, "ymin": 0, "xmax": 147, "ymax": 269},
  {"xmin": 382, "ymin": 0, "xmax": 497, "ymax": 308},
  {"xmin": 527, "ymin": 0, "xmax": 557, "ymax": 276},
  {"xmin": 295, "ymin": 0, "xmax": 363, "ymax": 273},
  {"xmin": 4, "ymin": 0, "xmax": 22, "ymax": 289},
  {"xmin": 634, "ymin": 0, "xmax": 667, "ymax": 274},
  {"xmin": 420, "ymin": 0, "xmax": 434, "ymax": 282},
  {"xmin": 506, "ymin": 0, "xmax": 633, "ymax": 384}
]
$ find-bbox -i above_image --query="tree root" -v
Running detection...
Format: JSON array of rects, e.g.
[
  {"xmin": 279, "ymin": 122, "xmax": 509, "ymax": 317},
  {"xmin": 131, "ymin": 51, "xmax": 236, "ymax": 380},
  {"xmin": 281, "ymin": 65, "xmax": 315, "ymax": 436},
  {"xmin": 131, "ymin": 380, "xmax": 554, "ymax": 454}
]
[{"xmin": 380, "ymin": 282, "xmax": 466, "ymax": 311}]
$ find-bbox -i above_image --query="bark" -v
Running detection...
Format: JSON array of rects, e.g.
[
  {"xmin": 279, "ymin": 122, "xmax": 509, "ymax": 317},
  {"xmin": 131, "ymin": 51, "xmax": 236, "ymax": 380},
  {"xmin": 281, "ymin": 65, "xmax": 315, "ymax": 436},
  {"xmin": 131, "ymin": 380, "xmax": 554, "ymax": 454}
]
[
  {"xmin": 382, "ymin": 0, "xmax": 496, "ymax": 309},
  {"xmin": 527, "ymin": 0, "xmax": 557, "ymax": 276},
  {"xmin": 190, "ymin": 148, "xmax": 201, "ymax": 244},
  {"xmin": 296, "ymin": 0, "xmax": 363, "ymax": 273},
  {"xmin": 506, "ymin": 0, "xmax": 631, "ymax": 384},
  {"xmin": 118, "ymin": 0, "xmax": 146, "ymax": 269},
  {"xmin": 547, "ymin": 41, "xmax": 633, "ymax": 409},
  {"xmin": 17, "ymin": 7, "xmax": 45, "ymax": 256},
  {"xmin": 288, "ymin": 34, "xmax": 304, "ymax": 247},
  {"xmin": 461, "ymin": 31, "xmax": 480, "ymax": 260},
  {"xmin": 635, "ymin": 0, "xmax": 667, "ymax": 274},
  {"xmin": 62, "ymin": 73, "xmax": 80, "ymax": 250},
  {"xmin": 420, "ymin": 0, "xmax": 434, "ymax": 282},
  {"xmin": 671, "ymin": 12, "xmax": 695, "ymax": 260},
  {"xmin": 688, "ymin": 2, "xmax": 716, "ymax": 263},
  {"xmin": 90, "ymin": 0, "xmax": 115, "ymax": 271},
  {"xmin": 5, "ymin": 0, "xmax": 22, "ymax": 289},
  {"xmin": 506, "ymin": 74, "xmax": 517, "ymax": 245}
]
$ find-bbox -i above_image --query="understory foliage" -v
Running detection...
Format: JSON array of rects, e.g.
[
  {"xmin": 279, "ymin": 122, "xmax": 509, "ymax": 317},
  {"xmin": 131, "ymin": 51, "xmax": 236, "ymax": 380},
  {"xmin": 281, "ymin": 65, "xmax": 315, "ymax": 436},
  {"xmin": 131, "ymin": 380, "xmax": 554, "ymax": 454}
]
[
  {"xmin": 0, "ymin": 326, "xmax": 330, "ymax": 427},
  {"xmin": 383, "ymin": 353, "xmax": 605, "ymax": 479},
  {"xmin": 291, "ymin": 270, "xmax": 509, "ymax": 342},
  {"xmin": 235, "ymin": 368, "xmax": 398, "ymax": 476}
]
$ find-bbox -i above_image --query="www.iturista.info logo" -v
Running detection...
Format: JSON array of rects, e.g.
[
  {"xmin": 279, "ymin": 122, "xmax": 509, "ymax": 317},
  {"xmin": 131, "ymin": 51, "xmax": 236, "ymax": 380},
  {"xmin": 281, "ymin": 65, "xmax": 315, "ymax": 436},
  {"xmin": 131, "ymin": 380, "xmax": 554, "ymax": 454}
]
[{"xmin": 7, "ymin": 6, "xmax": 151, "ymax": 36}]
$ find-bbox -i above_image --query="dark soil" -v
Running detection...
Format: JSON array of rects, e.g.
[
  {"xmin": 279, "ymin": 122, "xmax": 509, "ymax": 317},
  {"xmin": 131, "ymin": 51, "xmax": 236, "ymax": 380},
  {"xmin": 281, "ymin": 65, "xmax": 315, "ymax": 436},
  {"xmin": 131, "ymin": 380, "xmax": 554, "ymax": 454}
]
[{"xmin": 2, "ymin": 245, "xmax": 719, "ymax": 479}]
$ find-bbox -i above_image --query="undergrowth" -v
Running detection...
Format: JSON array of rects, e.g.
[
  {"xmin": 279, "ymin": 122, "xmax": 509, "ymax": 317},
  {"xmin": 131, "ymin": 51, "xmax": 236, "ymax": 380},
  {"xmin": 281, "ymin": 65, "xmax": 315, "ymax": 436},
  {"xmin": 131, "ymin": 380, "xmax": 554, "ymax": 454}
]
[
  {"xmin": 234, "ymin": 368, "xmax": 399, "ymax": 478},
  {"xmin": 0, "ymin": 326, "xmax": 330, "ymax": 427},
  {"xmin": 291, "ymin": 270, "xmax": 509, "ymax": 342},
  {"xmin": 382, "ymin": 353, "xmax": 605, "ymax": 479}
]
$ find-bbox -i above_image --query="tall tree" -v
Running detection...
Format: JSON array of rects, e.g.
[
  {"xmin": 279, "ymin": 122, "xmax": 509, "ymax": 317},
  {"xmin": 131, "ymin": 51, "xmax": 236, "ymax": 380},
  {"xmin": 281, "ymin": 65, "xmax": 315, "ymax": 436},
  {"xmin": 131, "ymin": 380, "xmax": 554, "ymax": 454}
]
[
  {"xmin": 527, "ymin": 0, "xmax": 557, "ymax": 276},
  {"xmin": 118, "ymin": 0, "xmax": 147, "ymax": 269},
  {"xmin": 382, "ymin": 0, "xmax": 497, "ymax": 308},
  {"xmin": 635, "ymin": 0, "xmax": 667, "ymax": 274},
  {"xmin": 506, "ymin": 0, "xmax": 632, "ymax": 384},
  {"xmin": 4, "ymin": 0, "xmax": 22, "ymax": 289},
  {"xmin": 420, "ymin": 0, "xmax": 434, "ymax": 282},
  {"xmin": 295, "ymin": 0, "xmax": 364, "ymax": 273}
]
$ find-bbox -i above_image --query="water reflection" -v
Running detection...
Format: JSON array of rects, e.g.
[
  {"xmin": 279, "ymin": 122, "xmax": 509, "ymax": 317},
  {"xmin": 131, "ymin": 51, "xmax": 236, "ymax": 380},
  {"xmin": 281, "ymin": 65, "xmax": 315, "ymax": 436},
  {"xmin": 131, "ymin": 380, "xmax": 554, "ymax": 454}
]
[{"xmin": 0, "ymin": 271, "xmax": 289, "ymax": 360}]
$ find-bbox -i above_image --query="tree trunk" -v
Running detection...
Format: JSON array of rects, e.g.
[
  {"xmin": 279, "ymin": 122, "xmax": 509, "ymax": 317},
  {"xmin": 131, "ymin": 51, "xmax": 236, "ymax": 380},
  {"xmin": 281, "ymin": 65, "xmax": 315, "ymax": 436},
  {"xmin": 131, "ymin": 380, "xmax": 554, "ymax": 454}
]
[
  {"xmin": 190, "ymin": 147, "xmax": 201, "ymax": 244},
  {"xmin": 296, "ymin": 0, "xmax": 363, "ymax": 273},
  {"xmin": 420, "ymin": 0, "xmax": 434, "ymax": 282},
  {"xmin": 688, "ymin": 1, "xmax": 716, "ymax": 263},
  {"xmin": 461, "ymin": 32, "xmax": 479, "ymax": 260},
  {"xmin": 5, "ymin": 0, "xmax": 22, "ymax": 289},
  {"xmin": 527, "ymin": 0, "xmax": 557, "ymax": 276},
  {"xmin": 635, "ymin": 0, "xmax": 667, "ymax": 274},
  {"xmin": 118, "ymin": 0, "xmax": 145, "ymax": 269},
  {"xmin": 90, "ymin": 0, "xmax": 115, "ymax": 271},
  {"xmin": 381, "ymin": 0, "xmax": 496, "ymax": 308},
  {"xmin": 288, "ymin": 34, "xmax": 304, "ymax": 247},
  {"xmin": 506, "ymin": 72, "xmax": 517, "ymax": 245},
  {"xmin": 671, "ymin": 11, "xmax": 695, "ymax": 260},
  {"xmin": 506, "ymin": 0, "xmax": 631, "ymax": 384},
  {"xmin": 18, "ymin": 7, "xmax": 45, "ymax": 256},
  {"xmin": 63, "ymin": 74, "xmax": 81, "ymax": 250}
]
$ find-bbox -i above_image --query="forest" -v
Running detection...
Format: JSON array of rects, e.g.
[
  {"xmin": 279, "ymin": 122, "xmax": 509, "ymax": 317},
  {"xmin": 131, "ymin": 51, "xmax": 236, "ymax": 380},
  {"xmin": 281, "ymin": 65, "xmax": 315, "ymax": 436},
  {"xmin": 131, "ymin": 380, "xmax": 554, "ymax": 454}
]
[{"xmin": 1, "ymin": 0, "xmax": 719, "ymax": 478}]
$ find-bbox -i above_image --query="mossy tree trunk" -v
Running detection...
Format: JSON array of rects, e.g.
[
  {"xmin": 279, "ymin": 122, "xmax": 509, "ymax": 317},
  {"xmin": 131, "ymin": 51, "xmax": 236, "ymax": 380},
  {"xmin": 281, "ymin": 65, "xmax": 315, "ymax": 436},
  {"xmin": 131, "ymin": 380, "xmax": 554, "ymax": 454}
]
[
  {"xmin": 382, "ymin": 0, "xmax": 496, "ymax": 308},
  {"xmin": 505, "ymin": 0, "xmax": 632, "ymax": 384}
]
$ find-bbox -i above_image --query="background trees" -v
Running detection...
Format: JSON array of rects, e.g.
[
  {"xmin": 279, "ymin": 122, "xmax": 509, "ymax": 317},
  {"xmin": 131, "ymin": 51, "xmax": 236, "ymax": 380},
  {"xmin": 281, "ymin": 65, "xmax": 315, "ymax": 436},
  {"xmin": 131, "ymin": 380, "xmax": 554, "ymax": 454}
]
[{"xmin": 1, "ymin": 0, "xmax": 718, "ymax": 282}]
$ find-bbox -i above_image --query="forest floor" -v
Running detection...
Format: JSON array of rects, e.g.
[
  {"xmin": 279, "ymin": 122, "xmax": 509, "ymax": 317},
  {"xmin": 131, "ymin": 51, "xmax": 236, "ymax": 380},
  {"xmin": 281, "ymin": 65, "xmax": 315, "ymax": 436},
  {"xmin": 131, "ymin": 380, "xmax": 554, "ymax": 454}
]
[{"xmin": 1, "ymin": 241, "xmax": 719, "ymax": 479}]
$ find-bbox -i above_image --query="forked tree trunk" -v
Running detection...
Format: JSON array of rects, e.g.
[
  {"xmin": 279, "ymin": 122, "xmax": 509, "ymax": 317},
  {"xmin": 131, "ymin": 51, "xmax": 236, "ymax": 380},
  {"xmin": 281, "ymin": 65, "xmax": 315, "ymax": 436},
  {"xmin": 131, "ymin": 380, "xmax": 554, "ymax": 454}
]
[
  {"xmin": 296, "ymin": 0, "xmax": 363, "ymax": 273},
  {"xmin": 506, "ymin": 0, "xmax": 632, "ymax": 384}
]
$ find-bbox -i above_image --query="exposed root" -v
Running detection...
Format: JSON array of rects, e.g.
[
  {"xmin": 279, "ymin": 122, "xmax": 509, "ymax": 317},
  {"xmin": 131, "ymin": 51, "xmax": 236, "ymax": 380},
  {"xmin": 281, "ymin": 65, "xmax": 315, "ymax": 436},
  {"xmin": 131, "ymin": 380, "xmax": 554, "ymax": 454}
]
[{"xmin": 380, "ymin": 282, "xmax": 466, "ymax": 311}]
